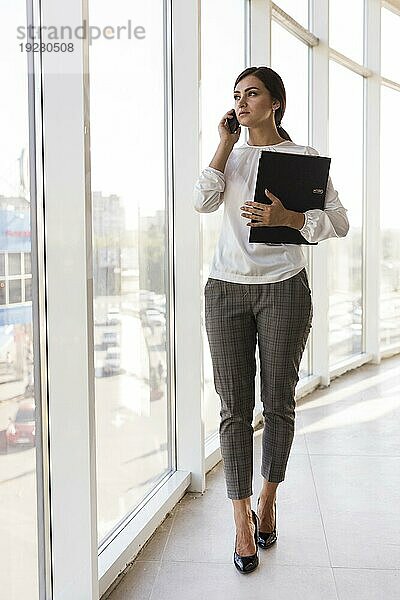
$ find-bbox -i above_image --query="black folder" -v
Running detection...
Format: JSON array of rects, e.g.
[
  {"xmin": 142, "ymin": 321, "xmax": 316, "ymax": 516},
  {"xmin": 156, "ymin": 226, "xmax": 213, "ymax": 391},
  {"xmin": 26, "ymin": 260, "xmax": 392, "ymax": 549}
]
[{"xmin": 248, "ymin": 150, "xmax": 331, "ymax": 245}]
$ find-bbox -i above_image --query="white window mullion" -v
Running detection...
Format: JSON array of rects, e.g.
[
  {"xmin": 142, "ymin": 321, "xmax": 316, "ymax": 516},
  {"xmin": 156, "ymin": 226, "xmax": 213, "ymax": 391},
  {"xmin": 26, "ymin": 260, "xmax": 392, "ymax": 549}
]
[
  {"xmin": 364, "ymin": 0, "xmax": 382, "ymax": 362},
  {"xmin": 172, "ymin": 0, "xmax": 205, "ymax": 492},
  {"xmin": 271, "ymin": 1, "xmax": 319, "ymax": 45},
  {"xmin": 27, "ymin": 0, "xmax": 53, "ymax": 596},
  {"xmin": 310, "ymin": 0, "xmax": 330, "ymax": 386},
  {"xmin": 382, "ymin": 0, "xmax": 400, "ymax": 18},
  {"xmin": 40, "ymin": 1, "xmax": 98, "ymax": 598}
]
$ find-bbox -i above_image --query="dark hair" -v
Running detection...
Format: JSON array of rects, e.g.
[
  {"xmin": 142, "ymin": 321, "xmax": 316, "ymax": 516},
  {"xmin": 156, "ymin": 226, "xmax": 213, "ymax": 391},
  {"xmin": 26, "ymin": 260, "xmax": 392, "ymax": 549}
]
[{"xmin": 234, "ymin": 66, "xmax": 293, "ymax": 142}]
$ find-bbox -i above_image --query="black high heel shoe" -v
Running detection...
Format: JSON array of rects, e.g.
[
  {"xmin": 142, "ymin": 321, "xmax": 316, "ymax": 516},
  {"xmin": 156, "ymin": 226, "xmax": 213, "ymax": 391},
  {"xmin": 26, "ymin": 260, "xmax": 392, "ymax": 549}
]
[
  {"xmin": 233, "ymin": 509, "xmax": 260, "ymax": 574},
  {"xmin": 256, "ymin": 496, "xmax": 277, "ymax": 549}
]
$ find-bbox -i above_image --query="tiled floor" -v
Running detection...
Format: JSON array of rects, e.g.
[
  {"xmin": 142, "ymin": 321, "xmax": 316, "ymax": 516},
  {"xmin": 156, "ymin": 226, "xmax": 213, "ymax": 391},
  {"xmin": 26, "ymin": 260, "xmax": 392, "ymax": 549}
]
[{"xmin": 105, "ymin": 355, "xmax": 400, "ymax": 600}]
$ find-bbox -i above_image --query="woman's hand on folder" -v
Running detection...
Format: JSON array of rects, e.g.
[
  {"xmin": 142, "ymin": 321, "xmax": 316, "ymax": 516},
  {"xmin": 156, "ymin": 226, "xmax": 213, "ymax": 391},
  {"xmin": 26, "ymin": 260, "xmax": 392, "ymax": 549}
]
[{"xmin": 240, "ymin": 189, "xmax": 292, "ymax": 227}]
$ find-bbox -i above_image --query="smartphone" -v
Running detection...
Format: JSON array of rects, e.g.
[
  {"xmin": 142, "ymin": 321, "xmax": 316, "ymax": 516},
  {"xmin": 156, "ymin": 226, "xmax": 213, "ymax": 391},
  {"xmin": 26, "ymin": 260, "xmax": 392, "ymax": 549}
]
[{"xmin": 226, "ymin": 110, "xmax": 240, "ymax": 134}]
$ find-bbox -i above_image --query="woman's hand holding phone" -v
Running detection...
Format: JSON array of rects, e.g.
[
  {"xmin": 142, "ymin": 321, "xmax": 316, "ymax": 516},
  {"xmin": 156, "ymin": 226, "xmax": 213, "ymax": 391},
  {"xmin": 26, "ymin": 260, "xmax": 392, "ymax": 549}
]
[
  {"xmin": 209, "ymin": 109, "xmax": 240, "ymax": 172},
  {"xmin": 218, "ymin": 109, "xmax": 241, "ymax": 145}
]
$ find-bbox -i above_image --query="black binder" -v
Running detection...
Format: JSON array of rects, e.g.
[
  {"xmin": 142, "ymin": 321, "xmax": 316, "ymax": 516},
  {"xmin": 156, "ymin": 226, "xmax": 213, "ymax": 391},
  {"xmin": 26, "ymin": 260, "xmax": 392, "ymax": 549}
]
[{"xmin": 248, "ymin": 150, "xmax": 331, "ymax": 245}]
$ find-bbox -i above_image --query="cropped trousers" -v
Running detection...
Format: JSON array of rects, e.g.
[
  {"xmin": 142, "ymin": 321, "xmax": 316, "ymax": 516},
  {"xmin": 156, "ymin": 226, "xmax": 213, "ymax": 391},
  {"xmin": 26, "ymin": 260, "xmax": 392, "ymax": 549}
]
[{"xmin": 204, "ymin": 267, "xmax": 313, "ymax": 500}]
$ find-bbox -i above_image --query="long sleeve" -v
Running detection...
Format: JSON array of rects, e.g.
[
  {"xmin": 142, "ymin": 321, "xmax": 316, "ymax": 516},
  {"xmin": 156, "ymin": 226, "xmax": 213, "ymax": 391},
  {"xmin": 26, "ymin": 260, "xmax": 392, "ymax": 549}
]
[
  {"xmin": 299, "ymin": 149, "xmax": 350, "ymax": 243},
  {"xmin": 193, "ymin": 166, "xmax": 225, "ymax": 213}
]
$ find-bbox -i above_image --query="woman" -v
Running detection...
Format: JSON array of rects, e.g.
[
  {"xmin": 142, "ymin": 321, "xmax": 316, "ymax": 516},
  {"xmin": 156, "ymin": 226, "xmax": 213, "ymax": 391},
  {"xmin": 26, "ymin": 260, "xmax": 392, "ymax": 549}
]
[{"xmin": 193, "ymin": 66, "xmax": 349, "ymax": 574}]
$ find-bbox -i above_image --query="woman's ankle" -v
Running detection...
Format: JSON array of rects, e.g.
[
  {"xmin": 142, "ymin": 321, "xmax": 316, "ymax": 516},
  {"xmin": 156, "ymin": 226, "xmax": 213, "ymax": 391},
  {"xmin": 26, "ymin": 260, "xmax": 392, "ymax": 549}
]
[
  {"xmin": 260, "ymin": 480, "xmax": 279, "ymax": 502},
  {"xmin": 232, "ymin": 497, "xmax": 252, "ymax": 517}
]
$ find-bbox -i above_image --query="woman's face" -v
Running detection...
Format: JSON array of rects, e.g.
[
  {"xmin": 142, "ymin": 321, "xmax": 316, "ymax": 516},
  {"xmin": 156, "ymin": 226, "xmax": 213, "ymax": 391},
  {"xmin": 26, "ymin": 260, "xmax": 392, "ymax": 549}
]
[{"xmin": 233, "ymin": 74, "xmax": 279, "ymax": 128}]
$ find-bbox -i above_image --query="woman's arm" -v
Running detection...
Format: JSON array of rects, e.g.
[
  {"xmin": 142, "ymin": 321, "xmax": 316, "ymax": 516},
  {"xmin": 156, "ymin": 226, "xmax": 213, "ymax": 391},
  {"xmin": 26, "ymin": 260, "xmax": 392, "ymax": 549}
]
[
  {"xmin": 209, "ymin": 140, "xmax": 235, "ymax": 172},
  {"xmin": 299, "ymin": 175, "xmax": 350, "ymax": 242},
  {"xmin": 194, "ymin": 110, "xmax": 240, "ymax": 213},
  {"xmin": 193, "ymin": 141, "xmax": 235, "ymax": 214},
  {"xmin": 193, "ymin": 166, "xmax": 226, "ymax": 213},
  {"xmin": 298, "ymin": 146, "xmax": 350, "ymax": 242}
]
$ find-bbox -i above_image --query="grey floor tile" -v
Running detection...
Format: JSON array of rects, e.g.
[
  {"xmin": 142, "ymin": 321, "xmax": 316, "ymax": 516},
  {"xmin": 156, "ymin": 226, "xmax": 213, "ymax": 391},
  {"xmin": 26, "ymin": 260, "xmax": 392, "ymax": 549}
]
[
  {"xmin": 300, "ymin": 396, "xmax": 400, "ymax": 456},
  {"xmin": 310, "ymin": 454, "xmax": 400, "ymax": 569},
  {"xmin": 149, "ymin": 561, "xmax": 338, "ymax": 600},
  {"xmin": 161, "ymin": 491, "xmax": 237, "ymax": 564},
  {"xmin": 102, "ymin": 561, "xmax": 160, "ymax": 600},
  {"xmin": 333, "ymin": 567, "xmax": 400, "ymax": 600},
  {"xmin": 135, "ymin": 511, "xmax": 176, "ymax": 562}
]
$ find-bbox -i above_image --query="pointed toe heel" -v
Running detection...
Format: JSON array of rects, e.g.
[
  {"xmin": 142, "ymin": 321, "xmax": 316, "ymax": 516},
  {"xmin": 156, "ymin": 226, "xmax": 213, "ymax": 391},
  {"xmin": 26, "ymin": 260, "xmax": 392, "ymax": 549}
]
[
  {"xmin": 256, "ymin": 496, "xmax": 278, "ymax": 549},
  {"xmin": 233, "ymin": 509, "xmax": 260, "ymax": 574}
]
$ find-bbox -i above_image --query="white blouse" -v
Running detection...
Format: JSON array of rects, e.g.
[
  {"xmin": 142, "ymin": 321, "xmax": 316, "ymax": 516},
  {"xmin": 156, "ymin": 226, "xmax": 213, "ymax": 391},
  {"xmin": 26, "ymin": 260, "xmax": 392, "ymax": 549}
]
[{"xmin": 194, "ymin": 140, "xmax": 350, "ymax": 284}]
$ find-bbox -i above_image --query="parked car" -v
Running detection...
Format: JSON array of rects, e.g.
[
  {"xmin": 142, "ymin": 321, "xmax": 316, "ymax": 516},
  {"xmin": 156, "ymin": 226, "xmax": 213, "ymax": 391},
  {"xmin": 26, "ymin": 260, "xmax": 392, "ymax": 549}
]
[{"xmin": 6, "ymin": 399, "xmax": 35, "ymax": 449}]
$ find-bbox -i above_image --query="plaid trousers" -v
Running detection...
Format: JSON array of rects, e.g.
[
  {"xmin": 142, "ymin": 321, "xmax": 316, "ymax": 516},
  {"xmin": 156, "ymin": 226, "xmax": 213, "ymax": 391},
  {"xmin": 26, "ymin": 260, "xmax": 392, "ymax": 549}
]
[{"xmin": 204, "ymin": 267, "xmax": 313, "ymax": 499}]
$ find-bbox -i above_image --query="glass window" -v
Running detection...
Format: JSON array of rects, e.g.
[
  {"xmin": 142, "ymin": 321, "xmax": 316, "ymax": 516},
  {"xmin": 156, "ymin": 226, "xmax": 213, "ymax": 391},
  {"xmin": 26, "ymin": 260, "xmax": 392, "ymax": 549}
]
[
  {"xmin": 8, "ymin": 253, "xmax": 21, "ymax": 275},
  {"xmin": 328, "ymin": 60, "xmax": 363, "ymax": 364},
  {"xmin": 274, "ymin": 0, "xmax": 309, "ymax": 28},
  {"xmin": 88, "ymin": 0, "xmax": 170, "ymax": 544},
  {"xmin": 0, "ymin": 2, "xmax": 38, "ymax": 599},
  {"xmin": 24, "ymin": 252, "xmax": 31, "ymax": 274},
  {"xmin": 381, "ymin": 7, "xmax": 400, "ymax": 83},
  {"xmin": 25, "ymin": 278, "xmax": 32, "ymax": 302},
  {"xmin": 329, "ymin": 0, "xmax": 364, "ymax": 64},
  {"xmin": 200, "ymin": 0, "xmax": 246, "ymax": 439},
  {"xmin": 380, "ymin": 85, "xmax": 400, "ymax": 349},
  {"xmin": 271, "ymin": 22, "xmax": 309, "ymax": 157},
  {"xmin": 271, "ymin": 20, "xmax": 311, "ymax": 378},
  {"xmin": 0, "ymin": 281, "xmax": 6, "ymax": 304},
  {"xmin": 9, "ymin": 279, "xmax": 22, "ymax": 303},
  {"xmin": 15, "ymin": 404, "xmax": 35, "ymax": 423}
]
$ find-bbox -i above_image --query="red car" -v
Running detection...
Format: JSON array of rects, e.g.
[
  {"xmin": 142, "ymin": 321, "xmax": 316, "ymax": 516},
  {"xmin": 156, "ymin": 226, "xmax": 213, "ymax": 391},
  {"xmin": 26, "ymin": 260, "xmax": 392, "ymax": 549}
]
[{"xmin": 6, "ymin": 399, "xmax": 35, "ymax": 449}]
